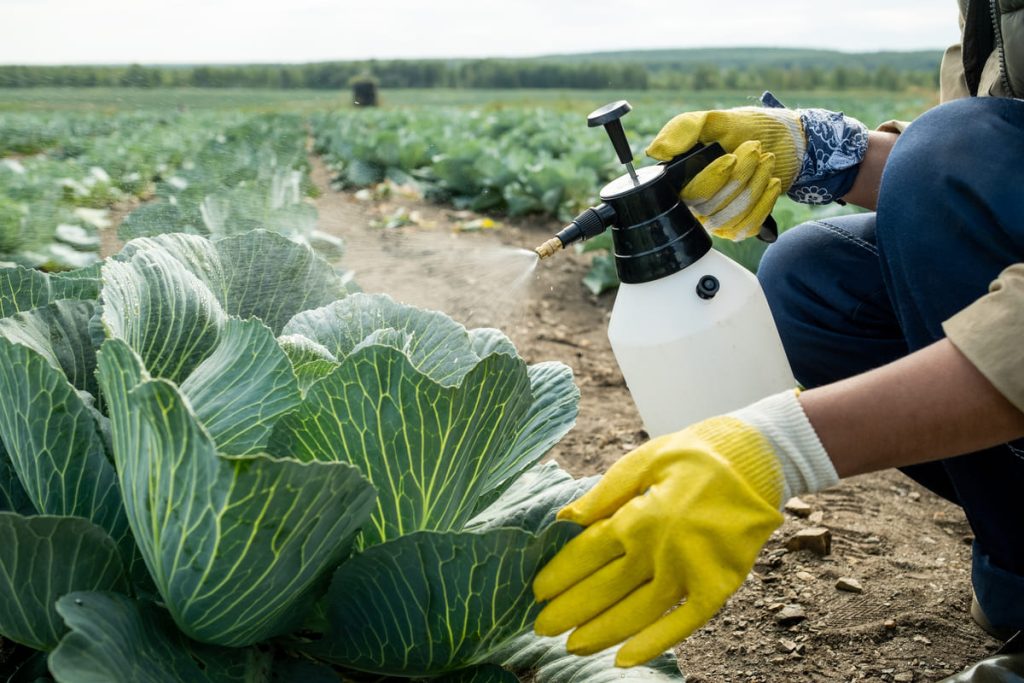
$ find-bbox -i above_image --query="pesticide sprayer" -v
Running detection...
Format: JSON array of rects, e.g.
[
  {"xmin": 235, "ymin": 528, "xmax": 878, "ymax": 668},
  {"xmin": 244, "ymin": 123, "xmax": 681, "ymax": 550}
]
[{"xmin": 535, "ymin": 101, "xmax": 795, "ymax": 437}]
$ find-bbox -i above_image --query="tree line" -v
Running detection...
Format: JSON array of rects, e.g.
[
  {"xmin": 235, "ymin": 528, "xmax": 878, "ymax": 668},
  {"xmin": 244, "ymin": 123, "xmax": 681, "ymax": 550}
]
[{"xmin": 0, "ymin": 59, "xmax": 938, "ymax": 92}]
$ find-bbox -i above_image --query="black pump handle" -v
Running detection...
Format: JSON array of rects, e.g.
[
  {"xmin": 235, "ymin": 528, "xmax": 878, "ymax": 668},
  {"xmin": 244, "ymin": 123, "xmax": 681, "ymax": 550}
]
[
  {"xmin": 587, "ymin": 100, "xmax": 635, "ymax": 167},
  {"xmin": 663, "ymin": 143, "xmax": 778, "ymax": 244}
]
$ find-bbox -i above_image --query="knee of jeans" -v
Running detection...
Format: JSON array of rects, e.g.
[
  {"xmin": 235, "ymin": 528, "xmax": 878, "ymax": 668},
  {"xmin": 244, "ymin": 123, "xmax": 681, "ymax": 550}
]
[
  {"xmin": 757, "ymin": 221, "xmax": 822, "ymax": 336},
  {"xmin": 876, "ymin": 97, "xmax": 1024, "ymax": 277},
  {"xmin": 880, "ymin": 98, "xmax": 1014, "ymax": 211}
]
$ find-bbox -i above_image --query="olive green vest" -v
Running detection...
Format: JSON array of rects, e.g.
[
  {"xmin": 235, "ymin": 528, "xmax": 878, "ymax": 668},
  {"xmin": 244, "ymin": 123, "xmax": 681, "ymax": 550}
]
[{"xmin": 943, "ymin": 0, "xmax": 1024, "ymax": 100}]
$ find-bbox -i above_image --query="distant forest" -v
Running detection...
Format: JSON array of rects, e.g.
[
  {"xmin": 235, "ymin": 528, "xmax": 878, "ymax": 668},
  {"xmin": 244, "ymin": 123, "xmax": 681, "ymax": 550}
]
[{"xmin": 0, "ymin": 48, "xmax": 944, "ymax": 91}]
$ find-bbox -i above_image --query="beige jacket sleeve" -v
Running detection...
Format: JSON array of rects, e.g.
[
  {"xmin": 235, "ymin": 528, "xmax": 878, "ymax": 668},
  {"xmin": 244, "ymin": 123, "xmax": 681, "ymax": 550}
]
[{"xmin": 943, "ymin": 265, "xmax": 1024, "ymax": 413}]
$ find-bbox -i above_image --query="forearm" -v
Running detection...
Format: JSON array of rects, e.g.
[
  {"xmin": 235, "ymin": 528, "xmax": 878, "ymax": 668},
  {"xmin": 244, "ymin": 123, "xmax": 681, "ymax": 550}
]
[
  {"xmin": 841, "ymin": 131, "xmax": 899, "ymax": 211},
  {"xmin": 799, "ymin": 338, "xmax": 1024, "ymax": 477}
]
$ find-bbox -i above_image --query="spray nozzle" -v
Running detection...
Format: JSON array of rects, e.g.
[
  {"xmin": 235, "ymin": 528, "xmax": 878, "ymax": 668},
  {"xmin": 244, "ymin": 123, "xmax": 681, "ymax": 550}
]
[
  {"xmin": 534, "ymin": 237, "xmax": 563, "ymax": 259},
  {"xmin": 534, "ymin": 204, "xmax": 616, "ymax": 259}
]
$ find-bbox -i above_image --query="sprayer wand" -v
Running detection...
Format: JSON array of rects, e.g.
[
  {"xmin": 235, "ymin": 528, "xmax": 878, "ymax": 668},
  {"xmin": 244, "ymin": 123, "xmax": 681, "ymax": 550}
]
[{"xmin": 535, "ymin": 203, "xmax": 617, "ymax": 259}]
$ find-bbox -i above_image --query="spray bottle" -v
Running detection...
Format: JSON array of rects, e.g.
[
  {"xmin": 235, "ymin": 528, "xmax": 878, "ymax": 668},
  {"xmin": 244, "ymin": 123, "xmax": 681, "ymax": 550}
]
[{"xmin": 535, "ymin": 101, "xmax": 795, "ymax": 437}]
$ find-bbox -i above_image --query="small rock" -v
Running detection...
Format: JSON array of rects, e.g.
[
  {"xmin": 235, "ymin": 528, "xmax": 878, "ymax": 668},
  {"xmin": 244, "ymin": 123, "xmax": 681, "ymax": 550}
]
[
  {"xmin": 894, "ymin": 673, "xmax": 914, "ymax": 682},
  {"xmin": 884, "ymin": 619, "xmax": 897, "ymax": 629},
  {"xmin": 808, "ymin": 511, "xmax": 825, "ymax": 524},
  {"xmin": 767, "ymin": 602, "xmax": 785, "ymax": 612},
  {"xmin": 775, "ymin": 604, "xmax": 807, "ymax": 626},
  {"xmin": 778, "ymin": 638, "xmax": 799, "ymax": 653},
  {"xmin": 908, "ymin": 491, "xmax": 921, "ymax": 501},
  {"xmin": 786, "ymin": 527, "xmax": 832, "ymax": 556},
  {"xmin": 795, "ymin": 571, "xmax": 816, "ymax": 582},
  {"xmin": 784, "ymin": 497, "xmax": 812, "ymax": 518},
  {"xmin": 836, "ymin": 577, "xmax": 863, "ymax": 593},
  {"xmin": 913, "ymin": 634, "xmax": 932, "ymax": 645}
]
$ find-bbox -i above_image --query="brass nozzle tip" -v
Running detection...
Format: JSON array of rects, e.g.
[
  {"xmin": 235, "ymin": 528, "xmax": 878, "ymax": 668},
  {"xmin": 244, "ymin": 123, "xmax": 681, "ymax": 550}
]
[{"xmin": 535, "ymin": 237, "xmax": 563, "ymax": 260}]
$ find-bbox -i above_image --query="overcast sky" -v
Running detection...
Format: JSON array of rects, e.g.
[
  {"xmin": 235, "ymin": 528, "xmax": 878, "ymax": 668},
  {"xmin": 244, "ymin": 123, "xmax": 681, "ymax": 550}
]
[{"xmin": 1, "ymin": 0, "xmax": 962, "ymax": 65}]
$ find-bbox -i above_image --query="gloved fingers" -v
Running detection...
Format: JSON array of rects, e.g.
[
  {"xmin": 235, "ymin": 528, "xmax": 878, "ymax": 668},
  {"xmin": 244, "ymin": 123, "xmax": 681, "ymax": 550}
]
[
  {"xmin": 706, "ymin": 177, "xmax": 781, "ymax": 242},
  {"xmin": 533, "ymin": 520, "xmax": 624, "ymax": 603},
  {"xmin": 683, "ymin": 140, "xmax": 763, "ymax": 213},
  {"xmin": 556, "ymin": 446, "xmax": 654, "ymax": 526},
  {"xmin": 564, "ymin": 576, "xmax": 687, "ymax": 656},
  {"xmin": 614, "ymin": 594, "xmax": 722, "ymax": 668},
  {"xmin": 645, "ymin": 110, "xmax": 711, "ymax": 161},
  {"xmin": 696, "ymin": 156, "xmax": 775, "ymax": 240},
  {"xmin": 678, "ymin": 154, "xmax": 735, "ymax": 204},
  {"xmin": 533, "ymin": 555, "xmax": 651, "ymax": 637},
  {"xmin": 697, "ymin": 150, "xmax": 774, "ymax": 222}
]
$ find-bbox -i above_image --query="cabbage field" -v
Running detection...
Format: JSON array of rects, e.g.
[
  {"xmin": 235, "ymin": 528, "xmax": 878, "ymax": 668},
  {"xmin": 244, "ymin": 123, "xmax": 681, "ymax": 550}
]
[
  {"xmin": 0, "ymin": 88, "xmax": 933, "ymax": 278},
  {"xmin": 0, "ymin": 109, "xmax": 345, "ymax": 271},
  {"xmin": 0, "ymin": 88, "xmax": 935, "ymax": 682}
]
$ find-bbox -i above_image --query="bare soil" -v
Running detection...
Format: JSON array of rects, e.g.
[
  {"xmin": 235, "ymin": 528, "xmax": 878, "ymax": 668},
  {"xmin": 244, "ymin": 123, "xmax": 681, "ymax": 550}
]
[{"xmin": 309, "ymin": 158, "xmax": 1002, "ymax": 682}]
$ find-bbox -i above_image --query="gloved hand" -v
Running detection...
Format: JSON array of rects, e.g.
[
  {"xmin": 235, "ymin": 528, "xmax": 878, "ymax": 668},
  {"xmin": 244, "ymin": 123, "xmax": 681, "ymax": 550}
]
[
  {"xmin": 533, "ymin": 389, "xmax": 839, "ymax": 667},
  {"xmin": 646, "ymin": 92, "xmax": 868, "ymax": 241}
]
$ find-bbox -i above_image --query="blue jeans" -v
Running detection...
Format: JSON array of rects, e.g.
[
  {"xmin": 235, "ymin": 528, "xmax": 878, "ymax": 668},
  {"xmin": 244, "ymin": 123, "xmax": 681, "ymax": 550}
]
[{"xmin": 758, "ymin": 96, "xmax": 1024, "ymax": 630}]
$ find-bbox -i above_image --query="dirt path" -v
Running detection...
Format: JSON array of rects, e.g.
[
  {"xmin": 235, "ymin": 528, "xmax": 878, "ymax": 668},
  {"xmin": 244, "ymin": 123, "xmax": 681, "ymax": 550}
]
[{"xmin": 309, "ymin": 157, "xmax": 1000, "ymax": 682}]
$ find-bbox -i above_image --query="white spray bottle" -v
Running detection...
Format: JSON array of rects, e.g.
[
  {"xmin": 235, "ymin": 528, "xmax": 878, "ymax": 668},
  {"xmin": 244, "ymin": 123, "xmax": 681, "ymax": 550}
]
[{"xmin": 535, "ymin": 101, "xmax": 794, "ymax": 437}]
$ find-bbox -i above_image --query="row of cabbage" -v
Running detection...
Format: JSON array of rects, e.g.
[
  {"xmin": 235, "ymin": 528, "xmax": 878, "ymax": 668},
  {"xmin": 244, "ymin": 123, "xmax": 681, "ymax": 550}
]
[
  {"xmin": 0, "ymin": 111, "xmax": 222, "ymax": 270},
  {"xmin": 117, "ymin": 113, "xmax": 342, "ymax": 258},
  {"xmin": 0, "ymin": 230, "xmax": 685, "ymax": 682},
  {"xmin": 0, "ymin": 111, "xmax": 336, "ymax": 272},
  {"xmin": 311, "ymin": 107, "xmax": 655, "ymax": 223}
]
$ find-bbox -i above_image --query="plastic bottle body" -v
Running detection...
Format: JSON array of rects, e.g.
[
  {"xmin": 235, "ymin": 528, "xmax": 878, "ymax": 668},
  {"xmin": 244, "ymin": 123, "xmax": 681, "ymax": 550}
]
[{"xmin": 608, "ymin": 248, "xmax": 795, "ymax": 437}]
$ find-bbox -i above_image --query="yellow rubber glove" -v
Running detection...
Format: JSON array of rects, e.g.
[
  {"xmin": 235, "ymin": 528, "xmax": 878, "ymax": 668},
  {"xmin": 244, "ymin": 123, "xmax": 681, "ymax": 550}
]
[
  {"xmin": 646, "ymin": 95, "xmax": 868, "ymax": 241},
  {"xmin": 533, "ymin": 390, "xmax": 839, "ymax": 667},
  {"xmin": 646, "ymin": 107, "xmax": 803, "ymax": 241}
]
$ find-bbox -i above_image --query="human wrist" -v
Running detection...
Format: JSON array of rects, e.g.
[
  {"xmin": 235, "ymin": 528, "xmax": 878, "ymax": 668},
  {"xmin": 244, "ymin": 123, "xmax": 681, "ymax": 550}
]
[
  {"xmin": 840, "ymin": 130, "xmax": 899, "ymax": 211},
  {"xmin": 729, "ymin": 389, "xmax": 839, "ymax": 502}
]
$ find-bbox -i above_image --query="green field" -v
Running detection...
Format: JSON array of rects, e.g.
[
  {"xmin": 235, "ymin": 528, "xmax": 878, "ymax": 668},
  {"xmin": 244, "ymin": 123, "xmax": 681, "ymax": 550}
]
[
  {"xmin": 0, "ymin": 86, "xmax": 937, "ymax": 123},
  {"xmin": 0, "ymin": 86, "xmax": 935, "ymax": 274}
]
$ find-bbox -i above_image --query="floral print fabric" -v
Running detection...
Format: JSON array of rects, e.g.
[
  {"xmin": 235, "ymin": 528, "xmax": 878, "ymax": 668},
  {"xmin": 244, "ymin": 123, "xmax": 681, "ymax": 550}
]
[{"xmin": 760, "ymin": 91, "xmax": 869, "ymax": 205}]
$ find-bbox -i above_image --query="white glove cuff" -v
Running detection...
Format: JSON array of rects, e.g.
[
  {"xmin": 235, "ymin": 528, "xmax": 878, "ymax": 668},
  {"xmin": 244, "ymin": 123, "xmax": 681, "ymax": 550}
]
[{"xmin": 728, "ymin": 389, "xmax": 838, "ymax": 502}]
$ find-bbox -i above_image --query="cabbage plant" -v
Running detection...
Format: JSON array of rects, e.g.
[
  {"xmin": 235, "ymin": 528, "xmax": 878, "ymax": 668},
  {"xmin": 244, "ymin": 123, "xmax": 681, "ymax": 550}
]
[{"xmin": 0, "ymin": 230, "xmax": 683, "ymax": 682}]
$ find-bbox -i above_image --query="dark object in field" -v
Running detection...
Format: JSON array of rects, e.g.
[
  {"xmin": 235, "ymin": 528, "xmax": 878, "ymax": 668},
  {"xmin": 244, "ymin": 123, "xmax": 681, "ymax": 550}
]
[{"xmin": 351, "ymin": 76, "xmax": 378, "ymax": 107}]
